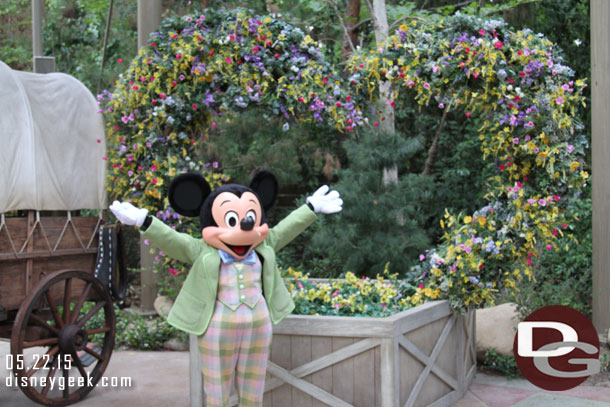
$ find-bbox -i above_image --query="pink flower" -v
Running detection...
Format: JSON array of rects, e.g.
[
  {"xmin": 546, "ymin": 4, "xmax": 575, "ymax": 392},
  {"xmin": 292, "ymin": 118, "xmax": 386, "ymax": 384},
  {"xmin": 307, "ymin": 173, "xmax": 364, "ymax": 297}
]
[
  {"xmin": 407, "ymin": 80, "xmax": 415, "ymax": 87},
  {"xmin": 423, "ymin": 82, "xmax": 430, "ymax": 89},
  {"xmin": 297, "ymin": 281, "xmax": 303, "ymax": 289},
  {"xmin": 465, "ymin": 112, "xmax": 471, "ymax": 118},
  {"xmin": 513, "ymin": 138, "xmax": 519, "ymax": 144},
  {"xmin": 419, "ymin": 254, "xmax": 426, "ymax": 261},
  {"xmin": 538, "ymin": 199, "xmax": 547, "ymax": 206},
  {"xmin": 439, "ymin": 103, "xmax": 445, "ymax": 109},
  {"xmin": 568, "ymin": 145, "xmax": 574, "ymax": 152},
  {"xmin": 546, "ymin": 244, "xmax": 553, "ymax": 251},
  {"xmin": 176, "ymin": 54, "xmax": 182, "ymax": 60},
  {"xmin": 556, "ymin": 97, "xmax": 564, "ymax": 104},
  {"xmin": 418, "ymin": 284, "xmax": 424, "ymax": 289},
  {"xmin": 528, "ymin": 199, "xmax": 537, "ymax": 205},
  {"xmin": 478, "ymin": 29, "xmax": 485, "ymax": 36},
  {"xmin": 117, "ymin": 58, "xmax": 123, "ymax": 63},
  {"xmin": 553, "ymin": 195, "xmax": 561, "ymax": 201},
  {"xmin": 169, "ymin": 268, "xmax": 179, "ymax": 276},
  {"xmin": 225, "ymin": 57, "xmax": 232, "ymax": 64},
  {"xmin": 494, "ymin": 41, "xmax": 503, "ymax": 50}
]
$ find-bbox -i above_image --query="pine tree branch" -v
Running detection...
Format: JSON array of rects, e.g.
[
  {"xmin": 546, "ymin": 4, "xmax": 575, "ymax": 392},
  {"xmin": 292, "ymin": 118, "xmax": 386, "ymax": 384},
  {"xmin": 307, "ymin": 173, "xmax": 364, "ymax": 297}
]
[{"xmin": 422, "ymin": 97, "xmax": 454, "ymax": 176}]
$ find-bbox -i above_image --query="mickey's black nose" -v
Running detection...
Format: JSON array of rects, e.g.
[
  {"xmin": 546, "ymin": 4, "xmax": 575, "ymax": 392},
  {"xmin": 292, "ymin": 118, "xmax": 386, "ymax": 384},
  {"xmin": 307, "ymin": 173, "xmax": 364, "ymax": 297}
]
[{"xmin": 240, "ymin": 217, "xmax": 255, "ymax": 231}]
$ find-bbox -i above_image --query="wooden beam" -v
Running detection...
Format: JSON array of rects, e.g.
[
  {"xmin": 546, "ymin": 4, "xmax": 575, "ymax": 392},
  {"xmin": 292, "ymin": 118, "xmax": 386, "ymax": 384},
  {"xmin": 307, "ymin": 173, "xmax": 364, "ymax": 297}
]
[
  {"xmin": 592, "ymin": 0, "xmax": 610, "ymax": 333},
  {"xmin": 137, "ymin": 0, "xmax": 162, "ymax": 50}
]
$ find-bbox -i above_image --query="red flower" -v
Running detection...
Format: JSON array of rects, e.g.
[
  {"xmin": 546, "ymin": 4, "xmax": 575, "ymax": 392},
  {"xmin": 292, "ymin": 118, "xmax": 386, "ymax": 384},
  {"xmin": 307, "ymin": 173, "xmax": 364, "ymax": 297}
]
[
  {"xmin": 298, "ymin": 97, "xmax": 304, "ymax": 103},
  {"xmin": 346, "ymin": 96, "xmax": 352, "ymax": 101},
  {"xmin": 336, "ymin": 101, "xmax": 341, "ymax": 107},
  {"xmin": 176, "ymin": 54, "xmax": 182, "ymax": 60},
  {"xmin": 494, "ymin": 41, "xmax": 503, "ymax": 50},
  {"xmin": 151, "ymin": 42, "xmax": 156, "ymax": 47},
  {"xmin": 507, "ymin": 78, "xmax": 515, "ymax": 84},
  {"xmin": 390, "ymin": 101, "xmax": 396, "ymax": 108},
  {"xmin": 117, "ymin": 58, "xmax": 123, "ymax": 63},
  {"xmin": 169, "ymin": 268, "xmax": 179, "ymax": 276},
  {"xmin": 225, "ymin": 57, "xmax": 232, "ymax": 64},
  {"xmin": 374, "ymin": 121, "xmax": 380, "ymax": 127},
  {"xmin": 517, "ymin": 50, "xmax": 522, "ymax": 56},
  {"xmin": 478, "ymin": 29, "xmax": 485, "ymax": 36},
  {"xmin": 465, "ymin": 112, "xmax": 471, "ymax": 118},
  {"xmin": 192, "ymin": 104, "xmax": 197, "ymax": 110},
  {"xmin": 151, "ymin": 99, "xmax": 157, "ymax": 105},
  {"xmin": 519, "ymin": 71, "xmax": 526, "ymax": 77},
  {"xmin": 274, "ymin": 53, "xmax": 280, "ymax": 58},
  {"xmin": 465, "ymin": 47, "xmax": 470, "ymax": 53},
  {"xmin": 514, "ymin": 96, "xmax": 521, "ymax": 103},
  {"xmin": 322, "ymin": 77, "xmax": 328, "ymax": 84},
  {"xmin": 499, "ymin": 164, "xmax": 505, "ymax": 170},
  {"xmin": 159, "ymin": 93, "xmax": 166, "ymax": 99},
  {"xmin": 172, "ymin": 81, "xmax": 177, "ymax": 87}
]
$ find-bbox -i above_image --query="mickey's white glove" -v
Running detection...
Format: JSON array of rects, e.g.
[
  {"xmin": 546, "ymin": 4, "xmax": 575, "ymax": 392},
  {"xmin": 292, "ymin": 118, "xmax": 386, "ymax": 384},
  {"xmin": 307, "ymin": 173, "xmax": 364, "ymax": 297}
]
[
  {"xmin": 306, "ymin": 185, "xmax": 343, "ymax": 214},
  {"xmin": 109, "ymin": 200, "xmax": 149, "ymax": 227}
]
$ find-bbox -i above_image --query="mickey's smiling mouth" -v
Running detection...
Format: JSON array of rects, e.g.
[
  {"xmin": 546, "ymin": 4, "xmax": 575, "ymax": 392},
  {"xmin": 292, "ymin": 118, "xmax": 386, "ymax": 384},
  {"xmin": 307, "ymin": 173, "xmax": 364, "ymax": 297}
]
[{"xmin": 225, "ymin": 243, "xmax": 252, "ymax": 256}]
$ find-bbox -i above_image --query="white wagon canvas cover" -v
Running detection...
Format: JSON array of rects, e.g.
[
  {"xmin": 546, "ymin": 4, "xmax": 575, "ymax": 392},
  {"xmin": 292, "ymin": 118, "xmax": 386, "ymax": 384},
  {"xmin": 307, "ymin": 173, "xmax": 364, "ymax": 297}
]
[{"xmin": 0, "ymin": 60, "xmax": 106, "ymax": 211}]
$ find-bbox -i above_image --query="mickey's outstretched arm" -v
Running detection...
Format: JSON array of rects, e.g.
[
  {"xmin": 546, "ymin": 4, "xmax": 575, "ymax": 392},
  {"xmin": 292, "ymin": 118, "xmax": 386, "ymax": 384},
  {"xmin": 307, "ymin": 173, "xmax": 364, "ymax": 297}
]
[{"xmin": 109, "ymin": 200, "xmax": 201, "ymax": 264}]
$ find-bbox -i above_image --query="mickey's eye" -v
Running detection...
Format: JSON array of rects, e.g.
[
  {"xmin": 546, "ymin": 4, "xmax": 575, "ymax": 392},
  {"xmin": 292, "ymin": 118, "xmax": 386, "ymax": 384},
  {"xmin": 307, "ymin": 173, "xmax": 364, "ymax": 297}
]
[
  {"xmin": 245, "ymin": 210, "xmax": 257, "ymax": 224},
  {"xmin": 224, "ymin": 211, "xmax": 239, "ymax": 228}
]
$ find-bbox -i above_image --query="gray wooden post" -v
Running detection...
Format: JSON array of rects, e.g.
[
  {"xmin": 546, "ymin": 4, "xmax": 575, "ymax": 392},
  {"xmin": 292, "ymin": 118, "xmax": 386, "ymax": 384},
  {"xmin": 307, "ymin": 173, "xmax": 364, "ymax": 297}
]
[
  {"xmin": 592, "ymin": 0, "xmax": 610, "ymax": 333},
  {"xmin": 137, "ymin": 0, "xmax": 162, "ymax": 312},
  {"xmin": 137, "ymin": 0, "xmax": 162, "ymax": 49},
  {"xmin": 31, "ymin": 0, "xmax": 54, "ymax": 73}
]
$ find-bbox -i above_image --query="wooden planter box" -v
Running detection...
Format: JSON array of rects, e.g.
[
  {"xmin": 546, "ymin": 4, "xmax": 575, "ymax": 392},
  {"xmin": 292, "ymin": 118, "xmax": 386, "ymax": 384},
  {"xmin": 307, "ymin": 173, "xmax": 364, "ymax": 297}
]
[{"xmin": 189, "ymin": 300, "xmax": 476, "ymax": 407}]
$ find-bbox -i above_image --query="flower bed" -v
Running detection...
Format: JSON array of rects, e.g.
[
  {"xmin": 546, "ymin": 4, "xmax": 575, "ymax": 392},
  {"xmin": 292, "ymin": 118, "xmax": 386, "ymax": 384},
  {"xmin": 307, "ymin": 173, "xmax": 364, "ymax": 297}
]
[{"xmin": 189, "ymin": 300, "xmax": 475, "ymax": 407}]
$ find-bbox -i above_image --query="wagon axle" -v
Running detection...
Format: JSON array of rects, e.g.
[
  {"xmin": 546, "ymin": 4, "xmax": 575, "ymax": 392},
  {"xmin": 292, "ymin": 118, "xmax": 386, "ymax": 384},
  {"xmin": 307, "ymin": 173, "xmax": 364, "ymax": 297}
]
[{"xmin": 59, "ymin": 325, "xmax": 89, "ymax": 353}]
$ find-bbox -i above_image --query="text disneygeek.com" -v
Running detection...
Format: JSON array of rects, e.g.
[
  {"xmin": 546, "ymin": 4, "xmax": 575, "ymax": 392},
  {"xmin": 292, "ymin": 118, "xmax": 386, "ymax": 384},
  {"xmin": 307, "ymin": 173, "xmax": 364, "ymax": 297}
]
[{"xmin": 4, "ymin": 354, "xmax": 132, "ymax": 390}]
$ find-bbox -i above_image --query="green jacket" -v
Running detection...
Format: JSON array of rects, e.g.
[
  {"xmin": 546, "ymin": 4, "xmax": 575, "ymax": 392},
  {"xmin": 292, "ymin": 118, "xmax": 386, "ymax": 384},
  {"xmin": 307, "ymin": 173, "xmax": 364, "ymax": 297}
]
[{"xmin": 141, "ymin": 204, "xmax": 316, "ymax": 335}]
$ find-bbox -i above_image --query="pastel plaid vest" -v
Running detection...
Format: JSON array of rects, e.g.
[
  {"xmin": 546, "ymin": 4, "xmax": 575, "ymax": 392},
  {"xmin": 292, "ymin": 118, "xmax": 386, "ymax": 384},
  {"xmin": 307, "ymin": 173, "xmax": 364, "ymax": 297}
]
[{"xmin": 216, "ymin": 255, "xmax": 263, "ymax": 311}]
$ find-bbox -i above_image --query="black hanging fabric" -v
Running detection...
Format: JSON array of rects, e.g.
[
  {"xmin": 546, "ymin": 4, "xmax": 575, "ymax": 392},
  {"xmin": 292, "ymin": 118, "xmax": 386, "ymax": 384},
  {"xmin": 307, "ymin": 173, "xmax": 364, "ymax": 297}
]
[{"xmin": 94, "ymin": 223, "xmax": 129, "ymax": 301}]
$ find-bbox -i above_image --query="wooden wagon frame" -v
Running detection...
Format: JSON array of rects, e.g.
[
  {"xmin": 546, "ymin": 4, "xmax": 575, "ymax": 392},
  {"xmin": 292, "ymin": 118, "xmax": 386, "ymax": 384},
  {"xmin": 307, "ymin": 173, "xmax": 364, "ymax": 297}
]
[{"xmin": 0, "ymin": 62, "xmax": 121, "ymax": 406}]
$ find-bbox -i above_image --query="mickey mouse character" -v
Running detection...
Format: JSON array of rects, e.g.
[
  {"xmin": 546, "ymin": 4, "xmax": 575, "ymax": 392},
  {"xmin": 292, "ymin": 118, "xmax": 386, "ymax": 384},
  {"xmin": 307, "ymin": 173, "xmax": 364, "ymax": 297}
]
[{"xmin": 110, "ymin": 171, "xmax": 342, "ymax": 407}]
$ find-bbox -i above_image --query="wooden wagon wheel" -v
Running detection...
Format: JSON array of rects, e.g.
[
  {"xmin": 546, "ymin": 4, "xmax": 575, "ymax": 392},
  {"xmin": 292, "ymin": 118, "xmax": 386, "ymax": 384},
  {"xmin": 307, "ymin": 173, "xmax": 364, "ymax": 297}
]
[{"xmin": 10, "ymin": 269, "xmax": 116, "ymax": 406}]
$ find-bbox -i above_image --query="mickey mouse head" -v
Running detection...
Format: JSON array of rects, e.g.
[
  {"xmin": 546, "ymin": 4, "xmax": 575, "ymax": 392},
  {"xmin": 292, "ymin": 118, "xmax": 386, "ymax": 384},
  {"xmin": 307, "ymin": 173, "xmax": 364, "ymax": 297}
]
[{"xmin": 168, "ymin": 171, "xmax": 278, "ymax": 259}]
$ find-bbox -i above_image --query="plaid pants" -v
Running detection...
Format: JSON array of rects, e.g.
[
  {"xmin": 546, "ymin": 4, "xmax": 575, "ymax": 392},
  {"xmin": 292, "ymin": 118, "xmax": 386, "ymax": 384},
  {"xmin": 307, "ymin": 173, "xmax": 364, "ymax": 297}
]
[{"xmin": 197, "ymin": 299, "xmax": 272, "ymax": 407}]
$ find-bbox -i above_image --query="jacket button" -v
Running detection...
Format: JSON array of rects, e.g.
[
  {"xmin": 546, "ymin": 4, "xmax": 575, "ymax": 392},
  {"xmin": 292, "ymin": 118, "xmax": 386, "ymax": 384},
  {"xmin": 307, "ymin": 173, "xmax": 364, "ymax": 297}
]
[
  {"xmin": 240, "ymin": 295, "xmax": 246, "ymax": 300},
  {"xmin": 239, "ymin": 274, "xmax": 244, "ymax": 280}
]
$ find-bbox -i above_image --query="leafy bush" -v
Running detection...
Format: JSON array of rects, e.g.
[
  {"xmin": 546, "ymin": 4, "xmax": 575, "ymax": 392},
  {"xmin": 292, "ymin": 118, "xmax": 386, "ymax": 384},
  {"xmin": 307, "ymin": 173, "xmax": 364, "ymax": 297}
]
[
  {"xmin": 284, "ymin": 265, "xmax": 423, "ymax": 317},
  {"xmin": 83, "ymin": 302, "xmax": 186, "ymax": 350},
  {"xmin": 480, "ymin": 348, "xmax": 521, "ymax": 379}
]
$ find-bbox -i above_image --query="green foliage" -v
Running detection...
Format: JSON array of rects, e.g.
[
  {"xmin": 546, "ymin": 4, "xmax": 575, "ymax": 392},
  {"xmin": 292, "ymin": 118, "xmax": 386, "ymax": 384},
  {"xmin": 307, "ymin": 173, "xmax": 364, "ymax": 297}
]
[
  {"xmin": 83, "ymin": 302, "xmax": 186, "ymax": 350},
  {"xmin": 480, "ymin": 348, "xmax": 521, "ymax": 379},
  {"xmin": 508, "ymin": 186, "xmax": 592, "ymax": 319},
  {"xmin": 306, "ymin": 129, "xmax": 433, "ymax": 277},
  {"xmin": 284, "ymin": 265, "xmax": 421, "ymax": 316},
  {"xmin": 601, "ymin": 352, "xmax": 610, "ymax": 373},
  {"xmin": 0, "ymin": 0, "xmax": 32, "ymax": 70},
  {"xmin": 42, "ymin": 0, "xmax": 137, "ymax": 91}
]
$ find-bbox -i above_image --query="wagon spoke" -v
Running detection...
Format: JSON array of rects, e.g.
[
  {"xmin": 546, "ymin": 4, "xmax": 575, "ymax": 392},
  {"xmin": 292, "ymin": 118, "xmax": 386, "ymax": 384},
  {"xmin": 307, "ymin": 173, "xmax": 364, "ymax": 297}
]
[
  {"xmin": 72, "ymin": 354, "xmax": 89, "ymax": 380},
  {"xmin": 76, "ymin": 301, "xmax": 106, "ymax": 328},
  {"xmin": 41, "ymin": 354, "xmax": 58, "ymax": 397},
  {"xmin": 24, "ymin": 346, "xmax": 59, "ymax": 379},
  {"xmin": 63, "ymin": 277, "xmax": 73, "ymax": 324},
  {"xmin": 86, "ymin": 326, "xmax": 110, "ymax": 335},
  {"xmin": 70, "ymin": 282, "xmax": 92, "ymax": 324},
  {"xmin": 62, "ymin": 362, "xmax": 70, "ymax": 398},
  {"xmin": 45, "ymin": 290, "xmax": 64, "ymax": 329},
  {"xmin": 83, "ymin": 345, "xmax": 104, "ymax": 361},
  {"xmin": 23, "ymin": 337, "xmax": 58, "ymax": 348},
  {"xmin": 29, "ymin": 314, "xmax": 60, "ymax": 336}
]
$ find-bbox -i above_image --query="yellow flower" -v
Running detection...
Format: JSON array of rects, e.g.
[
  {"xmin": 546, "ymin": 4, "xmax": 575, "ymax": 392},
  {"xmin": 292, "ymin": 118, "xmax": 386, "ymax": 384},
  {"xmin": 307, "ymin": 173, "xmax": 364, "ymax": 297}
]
[{"xmin": 463, "ymin": 216, "xmax": 472, "ymax": 224}]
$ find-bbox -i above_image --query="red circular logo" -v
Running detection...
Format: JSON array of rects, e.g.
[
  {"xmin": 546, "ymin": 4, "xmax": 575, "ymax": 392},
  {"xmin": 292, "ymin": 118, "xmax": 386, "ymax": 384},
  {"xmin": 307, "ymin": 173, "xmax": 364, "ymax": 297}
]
[{"xmin": 513, "ymin": 305, "xmax": 599, "ymax": 391}]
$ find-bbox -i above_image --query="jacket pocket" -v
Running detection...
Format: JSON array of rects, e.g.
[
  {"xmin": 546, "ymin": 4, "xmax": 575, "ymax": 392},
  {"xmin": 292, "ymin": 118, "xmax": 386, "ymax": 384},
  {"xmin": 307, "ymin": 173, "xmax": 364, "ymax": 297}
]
[{"xmin": 168, "ymin": 288, "xmax": 209, "ymax": 335}]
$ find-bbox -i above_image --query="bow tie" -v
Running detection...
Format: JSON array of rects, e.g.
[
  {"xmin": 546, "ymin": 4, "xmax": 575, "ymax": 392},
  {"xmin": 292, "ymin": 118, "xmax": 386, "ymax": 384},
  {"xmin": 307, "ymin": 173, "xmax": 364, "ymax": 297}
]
[{"xmin": 218, "ymin": 249, "xmax": 257, "ymax": 265}]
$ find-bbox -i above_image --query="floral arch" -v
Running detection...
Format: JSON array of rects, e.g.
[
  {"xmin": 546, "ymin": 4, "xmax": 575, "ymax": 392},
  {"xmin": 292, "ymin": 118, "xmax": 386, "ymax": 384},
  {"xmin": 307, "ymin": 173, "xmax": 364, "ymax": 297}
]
[{"xmin": 99, "ymin": 8, "xmax": 364, "ymax": 215}]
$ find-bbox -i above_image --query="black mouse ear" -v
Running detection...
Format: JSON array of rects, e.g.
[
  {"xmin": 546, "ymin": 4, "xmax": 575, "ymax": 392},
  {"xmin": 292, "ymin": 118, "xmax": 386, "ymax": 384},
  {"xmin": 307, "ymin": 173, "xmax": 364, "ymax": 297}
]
[
  {"xmin": 168, "ymin": 173, "xmax": 211, "ymax": 217},
  {"xmin": 249, "ymin": 170, "xmax": 278, "ymax": 212}
]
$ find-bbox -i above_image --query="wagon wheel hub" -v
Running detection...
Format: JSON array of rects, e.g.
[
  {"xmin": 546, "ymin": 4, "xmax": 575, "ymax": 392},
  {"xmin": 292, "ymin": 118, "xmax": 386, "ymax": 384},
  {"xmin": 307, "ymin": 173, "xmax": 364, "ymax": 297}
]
[{"xmin": 59, "ymin": 324, "xmax": 89, "ymax": 353}]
